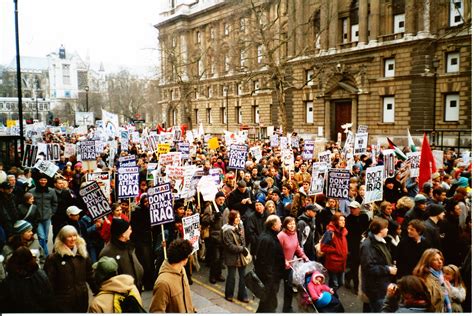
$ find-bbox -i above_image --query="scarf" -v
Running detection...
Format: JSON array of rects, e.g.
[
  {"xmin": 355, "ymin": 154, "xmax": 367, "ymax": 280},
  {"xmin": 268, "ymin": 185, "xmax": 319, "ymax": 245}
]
[{"xmin": 430, "ymin": 268, "xmax": 452, "ymax": 313}]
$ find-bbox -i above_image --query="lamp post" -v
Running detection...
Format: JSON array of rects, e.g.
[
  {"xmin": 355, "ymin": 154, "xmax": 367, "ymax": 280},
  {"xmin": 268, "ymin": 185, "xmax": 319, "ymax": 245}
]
[
  {"xmin": 224, "ymin": 85, "xmax": 229, "ymax": 131},
  {"xmin": 432, "ymin": 59, "xmax": 439, "ymax": 144},
  {"xmin": 85, "ymin": 85, "xmax": 89, "ymax": 112},
  {"xmin": 14, "ymin": 0, "xmax": 25, "ymax": 158}
]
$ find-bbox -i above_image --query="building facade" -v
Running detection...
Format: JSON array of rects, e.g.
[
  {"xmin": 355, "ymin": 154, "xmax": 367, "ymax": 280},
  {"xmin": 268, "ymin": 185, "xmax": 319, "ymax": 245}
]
[{"xmin": 155, "ymin": 0, "xmax": 471, "ymax": 147}]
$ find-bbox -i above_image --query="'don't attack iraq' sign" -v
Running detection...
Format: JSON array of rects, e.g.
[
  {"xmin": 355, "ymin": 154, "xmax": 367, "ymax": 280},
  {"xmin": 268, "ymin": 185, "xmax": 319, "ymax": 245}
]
[
  {"xmin": 117, "ymin": 167, "xmax": 139, "ymax": 199},
  {"xmin": 148, "ymin": 183, "xmax": 174, "ymax": 226},
  {"xmin": 325, "ymin": 168, "xmax": 351, "ymax": 199},
  {"xmin": 79, "ymin": 181, "xmax": 112, "ymax": 221},
  {"xmin": 228, "ymin": 144, "xmax": 248, "ymax": 170}
]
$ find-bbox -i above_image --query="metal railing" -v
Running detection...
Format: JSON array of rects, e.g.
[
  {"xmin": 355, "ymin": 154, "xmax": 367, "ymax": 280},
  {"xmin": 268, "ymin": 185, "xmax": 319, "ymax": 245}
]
[{"xmin": 416, "ymin": 129, "xmax": 472, "ymax": 154}]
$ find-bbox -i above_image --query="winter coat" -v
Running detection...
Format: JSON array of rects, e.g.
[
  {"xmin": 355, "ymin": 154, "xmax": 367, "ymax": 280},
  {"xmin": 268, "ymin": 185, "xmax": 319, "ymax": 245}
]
[
  {"xmin": 277, "ymin": 229, "xmax": 308, "ymax": 269},
  {"xmin": 88, "ymin": 274, "xmax": 142, "ymax": 313},
  {"xmin": 360, "ymin": 232, "xmax": 394, "ymax": 301},
  {"xmin": 0, "ymin": 192, "xmax": 19, "ymax": 235},
  {"xmin": 442, "ymin": 214, "xmax": 463, "ymax": 266},
  {"xmin": 254, "ymin": 228, "xmax": 285, "ymax": 284},
  {"xmin": 52, "ymin": 188, "xmax": 75, "ymax": 227},
  {"xmin": 201, "ymin": 202, "xmax": 226, "ymax": 242},
  {"xmin": 99, "ymin": 238, "xmax": 144, "ymax": 291},
  {"xmin": 308, "ymin": 280, "xmax": 332, "ymax": 301},
  {"xmin": 297, "ymin": 213, "xmax": 318, "ymax": 261},
  {"xmin": 395, "ymin": 236, "xmax": 430, "ymax": 278},
  {"xmin": 100, "ymin": 213, "xmax": 129, "ymax": 243},
  {"xmin": 227, "ymin": 188, "xmax": 253, "ymax": 217},
  {"xmin": 245, "ymin": 210, "xmax": 268, "ymax": 255},
  {"xmin": 222, "ymin": 223, "xmax": 246, "ymax": 267},
  {"xmin": 149, "ymin": 260, "xmax": 194, "ymax": 313},
  {"xmin": 44, "ymin": 234, "xmax": 97, "ymax": 312},
  {"xmin": 17, "ymin": 203, "xmax": 40, "ymax": 232},
  {"xmin": 0, "ymin": 268, "xmax": 55, "ymax": 312},
  {"xmin": 2, "ymin": 236, "xmax": 45, "ymax": 268},
  {"xmin": 423, "ymin": 218, "xmax": 442, "ymax": 250},
  {"xmin": 321, "ymin": 223, "xmax": 348, "ymax": 273},
  {"xmin": 423, "ymin": 273, "xmax": 446, "ymax": 312},
  {"xmin": 345, "ymin": 213, "xmax": 370, "ymax": 258},
  {"xmin": 130, "ymin": 205, "xmax": 153, "ymax": 245},
  {"xmin": 382, "ymin": 294, "xmax": 432, "ymax": 313},
  {"xmin": 29, "ymin": 185, "xmax": 58, "ymax": 221}
]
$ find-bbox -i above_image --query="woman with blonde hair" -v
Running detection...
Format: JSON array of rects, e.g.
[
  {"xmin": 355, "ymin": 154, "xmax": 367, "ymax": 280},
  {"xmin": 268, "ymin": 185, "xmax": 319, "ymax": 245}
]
[
  {"xmin": 44, "ymin": 225, "xmax": 98, "ymax": 312},
  {"xmin": 443, "ymin": 264, "xmax": 466, "ymax": 312},
  {"xmin": 413, "ymin": 248, "xmax": 452, "ymax": 312},
  {"xmin": 265, "ymin": 200, "xmax": 276, "ymax": 215}
]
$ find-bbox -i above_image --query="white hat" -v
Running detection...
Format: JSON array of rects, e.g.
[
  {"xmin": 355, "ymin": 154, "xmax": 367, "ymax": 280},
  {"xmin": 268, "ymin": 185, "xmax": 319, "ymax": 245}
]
[
  {"xmin": 349, "ymin": 201, "xmax": 361, "ymax": 209},
  {"xmin": 66, "ymin": 205, "xmax": 82, "ymax": 216}
]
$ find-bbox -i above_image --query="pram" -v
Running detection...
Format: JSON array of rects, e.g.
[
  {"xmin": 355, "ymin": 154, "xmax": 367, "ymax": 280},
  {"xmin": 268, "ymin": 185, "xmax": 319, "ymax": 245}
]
[{"xmin": 291, "ymin": 260, "xmax": 345, "ymax": 313}]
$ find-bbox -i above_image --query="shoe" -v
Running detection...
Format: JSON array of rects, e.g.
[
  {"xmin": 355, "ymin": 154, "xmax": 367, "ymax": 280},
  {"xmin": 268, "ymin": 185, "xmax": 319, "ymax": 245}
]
[
  {"xmin": 238, "ymin": 297, "xmax": 250, "ymax": 303},
  {"xmin": 283, "ymin": 308, "xmax": 294, "ymax": 313},
  {"xmin": 188, "ymin": 278, "xmax": 193, "ymax": 285},
  {"xmin": 209, "ymin": 278, "xmax": 217, "ymax": 284},
  {"xmin": 216, "ymin": 275, "xmax": 226, "ymax": 282},
  {"xmin": 225, "ymin": 297, "xmax": 234, "ymax": 302}
]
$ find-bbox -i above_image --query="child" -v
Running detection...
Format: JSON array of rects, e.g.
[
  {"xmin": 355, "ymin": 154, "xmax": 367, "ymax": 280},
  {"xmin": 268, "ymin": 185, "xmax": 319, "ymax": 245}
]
[
  {"xmin": 307, "ymin": 272, "xmax": 334, "ymax": 306},
  {"xmin": 443, "ymin": 264, "xmax": 466, "ymax": 312}
]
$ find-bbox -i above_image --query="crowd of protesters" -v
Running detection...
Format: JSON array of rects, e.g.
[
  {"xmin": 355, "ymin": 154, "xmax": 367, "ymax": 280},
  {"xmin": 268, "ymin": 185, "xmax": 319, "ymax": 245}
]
[{"xmin": 0, "ymin": 126, "xmax": 471, "ymax": 313}]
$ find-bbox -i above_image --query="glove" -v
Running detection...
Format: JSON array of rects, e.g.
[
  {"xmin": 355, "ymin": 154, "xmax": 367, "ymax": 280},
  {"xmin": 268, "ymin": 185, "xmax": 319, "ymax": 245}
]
[
  {"xmin": 214, "ymin": 211, "xmax": 222, "ymax": 218},
  {"xmin": 242, "ymin": 247, "xmax": 249, "ymax": 257}
]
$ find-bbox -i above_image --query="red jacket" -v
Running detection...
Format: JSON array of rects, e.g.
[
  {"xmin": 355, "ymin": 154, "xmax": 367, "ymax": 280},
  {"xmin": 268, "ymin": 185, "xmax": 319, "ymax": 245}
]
[{"xmin": 320, "ymin": 223, "xmax": 348, "ymax": 273}]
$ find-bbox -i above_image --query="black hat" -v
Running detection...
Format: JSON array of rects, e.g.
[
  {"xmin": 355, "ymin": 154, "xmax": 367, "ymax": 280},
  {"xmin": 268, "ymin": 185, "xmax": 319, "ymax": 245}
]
[
  {"xmin": 173, "ymin": 199, "xmax": 185, "ymax": 211},
  {"xmin": 305, "ymin": 204, "xmax": 318, "ymax": 212},
  {"xmin": 0, "ymin": 181, "xmax": 12, "ymax": 190},
  {"xmin": 215, "ymin": 191, "xmax": 226, "ymax": 199},
  {"xmin": 427, "ymin": 204, "xmax": 445, "ymax": 217},
  {"xmin": 259, "ymin": 180, "xmax": 268, "ymax": 189},
  {"xmin": 110, "ymin": 218, "xmax": 130, "ymax": 238},
  {"xmin": 272, "ymin": 188, "xmax": 281, "ymax": 195}
]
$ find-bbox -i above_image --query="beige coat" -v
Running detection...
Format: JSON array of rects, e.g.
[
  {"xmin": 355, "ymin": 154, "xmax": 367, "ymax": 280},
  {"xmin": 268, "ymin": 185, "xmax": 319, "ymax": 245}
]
[
  {"xmin": 88, "ymin": 274, "xmax": 142, "ymax": 313},
  {"xmin": 424, "ymin": 274, "xmax": 446, "ymax": 312}
]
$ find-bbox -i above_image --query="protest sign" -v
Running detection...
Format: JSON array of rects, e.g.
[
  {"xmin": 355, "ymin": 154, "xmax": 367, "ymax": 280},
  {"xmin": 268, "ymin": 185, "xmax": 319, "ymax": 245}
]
[
  {"xmin": 432, "ymin": 150, "xmax": 444, "ymax": 171},
  {"xmin": 302, "ymin": 140, "xmax": 315, "ymax": 161},
  {"xmin": 159, "ymin": 152, "xmax": 182, "ymax": 166},
  {"xmin": 34, "ymin": 160, "xmax": 59, "ymax": 178},
  {"xmin": 117, "ymin": 166, "xmax": 139, "ymax": 199},
  {"xmin": 157, "ymin": 143, "xmax": 171, "ymax": 155},
  {"xmin": 79, "ymin": 141, "xmax": 97, "ymax": 161},
  {"xmin": 281, "ymin": 148, "xmax": 295, "ymax": 171},
  {"xmin": 197, "ymin": 175, "xmax": 219, "ymax": 201},
  {"xmin": 120, "ymin": 130, "xmax": 129, "ymax": 151},
  {"xmin": 354, "ymin": 133, "xmax": 368, "ymax": 155},
  {"xmin": 357, "ymin": 125, "xmax": 368, "ymax": 133},
  {"xmin": 145, "ymin": 135, "xmax": 158, "ymax": 152},
  {"xmin": 461, "ymin": 151, "xmax": 471, "ymax": 165},
  {"xmin": 383, "ymin": 149, "xmax": 396, "ymax": 179},
  {"xmin": 309, "ymin": 162, "xmax": 328, "ymax": 195},
  {"xmin": 75, "ymin": 112, "xmax": 94, "ymax": 126},
  {"xmin": 87, "ymin": 172, "xmax": 111, "ymax": 203},
  {"xmin": 291, "ymin": 136, "xmax": 299, "ymax": 148},
  {"xmin": 118, "ymin": 155, "xmax": 137, "ymax": 168},
  {"xmin": 102, "ymin": 109, "xmax": 120, "ymax": 138},
  {"xmin": 179, "ymin": 165, "xmax": 198, "ymax": 200},
  {"xmin": 270, "ymin": 135, "xmax": 279, "ymax": 147},
  {"xmin": 182, "ymin": 213, "xmax": 201, "ymax": 253},
  {"xmin": 208, "ymin": 137, "xmax": 220, "ymax": 150},
  {"xmin": 228, "ymin": 144, "xmax": 248, "ymax": 170},
  {"xmin": 249, "ymin": 146, "xmax": 263, "ymax": 163},
  {"xmin": 36, "ymin": 143, "xmax": 60, "ymax": 161},
  {"xmin": 364, "ymin": 166, "xmax": 384, "ymax": 203},
  {"xmin": 342, "ymin": 131, "xmax": 354, "ymax": 159},
  {"xmin": 79, "ymin": 181, "xmax": 112, "ymax": 221},
  {"xmin": 131, "ymin": 131, "xmax": 140, "ymax": 143},
  {"xmin": 178, "ymin": 142, "xmax": 190, "ymax": 160},
  {"xmin": 148, "ymin": 183, "xmax": 174, "ymax": 226},
  {"xmin": 406, "ymin": 152, "xmax": 421, "ymax": 178},
  {"xmin": 326, "ymin": 168, "xmax": 351, "ymax": 199},
  {"xmin": 64, "ymin": 143, "xmax": 76, "ymax": 158},
  {"xmin": 280, "ymin": 136, "xmax": 289, "ymax": 150},
  {"xmin": 318, "ymin": 150, "xmax": 331, "ymax": 164},
  {"xmin": 22, "ymin": 144, "xmax": 39, "ymax": 167}
]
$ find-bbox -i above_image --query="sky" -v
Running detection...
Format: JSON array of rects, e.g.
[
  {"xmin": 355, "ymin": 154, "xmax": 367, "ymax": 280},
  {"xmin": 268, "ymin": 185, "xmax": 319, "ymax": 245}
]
[{"xmin": 1, "ymin": 0, "xmax": 169, "ymax": 74}]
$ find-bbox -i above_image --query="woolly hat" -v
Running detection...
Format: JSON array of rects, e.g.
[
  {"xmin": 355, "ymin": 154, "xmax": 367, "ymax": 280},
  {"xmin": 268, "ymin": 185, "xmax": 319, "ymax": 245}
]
[
  {"xmin": 260, "ymin": 180, "xmax": 268, "ymax": 188},
  {"xmin": 215, "ymin": 191, "xmax": 226, "ymax": 199},
  {"xmin": 311, "ymin": 271, "xmax": 325, "ymax": 283},
  {"xmin": 92, "ymin": 256, "xmax": 118, "ymax": 284},
  {"xmin": 414, "ymin": 194, "xmax": 428, "ymax": 204},
  {"xmin": 13, "ymin": 220, "xmax": 33, "ymax": 235},
  {"xmin": 110, "ymin": 218, "xmax": 130, "ymax": 238},
  {"xmin": 427, "ymin": 204, "xmax": 445, "ymax": 217},
  {"xmin": 74, "ymin": 162, "xmax": 83, "ymax": 168},
  {"xmin": 457, "ymin": 177, "xmax": 469, "ymax": 188},
  {"xmin": 305, "ymin": 204, "xmax": 318, "ymax": 212}
]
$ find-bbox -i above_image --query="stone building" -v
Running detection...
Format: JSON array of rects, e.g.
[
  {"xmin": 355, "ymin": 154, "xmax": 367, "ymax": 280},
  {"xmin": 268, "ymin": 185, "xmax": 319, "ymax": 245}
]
[{"xmin": 155, "ymin": 0, "xmax": 471, "ymax": 147}]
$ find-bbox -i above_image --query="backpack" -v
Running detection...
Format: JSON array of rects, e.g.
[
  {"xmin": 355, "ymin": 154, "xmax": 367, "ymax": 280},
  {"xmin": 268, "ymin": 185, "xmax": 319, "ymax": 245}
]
[{"xmin": 100, "ymin": 290, "xmax": 147, "ymax": 313}]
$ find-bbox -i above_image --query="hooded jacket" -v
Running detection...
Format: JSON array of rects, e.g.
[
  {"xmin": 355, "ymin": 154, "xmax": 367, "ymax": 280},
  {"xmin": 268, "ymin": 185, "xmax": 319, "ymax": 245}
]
[
  {"xmin": 222, "ymin": 223, "xmax": 246, "ymax": 267},
  {"xmin": 149, "ymin": 260, "xmax": 194, "ymax": 313},
  {"xmin": 297, "ymin": 213, "xmax": 318, "ymax": 260},
  {"xmin": 44, "ymin": 234, "xmax": 97, "ymax": 312},
  {"xmin": 320, "ymin": 222, "xmax": 348, "ymax": 273},
  {"xmin": 28, "ymin": 185, "xmax": 58, "ymax": 221},
  {"xmin": 88, "ymin": 274, "xmax": 142, "ymax": 313}
]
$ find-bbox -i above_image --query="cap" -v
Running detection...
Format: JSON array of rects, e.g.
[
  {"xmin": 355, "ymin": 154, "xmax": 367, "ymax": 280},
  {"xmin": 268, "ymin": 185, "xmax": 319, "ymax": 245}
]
[
  {"xmin": 422, "ymin": 182, "xmax": 433, "ymax": 193},
  {"xmin": 427, "ymin": 204, "xmax": 445, "ymax": 217},
  {"xmin": 414, "ymin": 194, "xmax": 428, "ymax": 203},
  {"xmin": 349, "ymin": 201, "xmax": 361, "ymax": 209},
  {"xmin": 66, "ymin": 206, "xmax": 82, "ymax": 216},
  {"xmin": 13, "ymin": 220, "xmax": 33, "ymax": 234},
  {"xmin": 215, "ymin": 191, "xmax": 226, "ymax": 199},
  {"xmin": 66, "ymin": 161, "xmax": 72, "ymax": 166},
  {"xmin": 431, "ymin": 172, "xmax": 441, "ymax": 180},
  {"xmin": 110, "ymin": 218, "xmax": 130, "ymax": 238},
  {"xmin": 92, "ymin": 256, "xmax": 119, "ymax": 284},
  {"xmin": 305, "ymin": 204, "xmax": 318, "ymax": 212},
  {"xmin": 457, "ymin": 177, "xmax": 469, "ymax": 188}
]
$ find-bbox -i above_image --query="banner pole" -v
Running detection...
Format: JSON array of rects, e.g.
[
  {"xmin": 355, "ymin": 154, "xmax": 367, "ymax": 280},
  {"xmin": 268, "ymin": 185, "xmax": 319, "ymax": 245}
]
[{"xmin": 161, "ymin": 224, "xmax": 167, "ymax": 260}]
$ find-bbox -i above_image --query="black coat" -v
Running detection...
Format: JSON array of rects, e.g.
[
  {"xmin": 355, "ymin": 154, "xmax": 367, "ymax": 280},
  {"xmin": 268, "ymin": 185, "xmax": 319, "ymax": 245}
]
[
  {"xmin": 396, "ymin": 236, "xmax": 430, "ymax": 278},
  {"xmin": 297, "ymin": 213, "xmax": 318, "ymax": 261},
  {"xmin": 245, "ymin": 210, "xmax": 268, "ymax": 255},
  {"xmin": 423, "ymin": 218, "xmax": 442, "ymax": 250},
  {"xmin": 442, "ymin": 215, "xmax": 463, "ymax": 266},
  {"xmin": 254, "ymin": 228, "xmax": 285, "ymax": 284},
  {"xmin": 345, "ymin": 213, "xmax": 370, "ymax": 257},
  {"xmin": 227, "ymin": 188, "xmax": 253, "ymax": 218}
]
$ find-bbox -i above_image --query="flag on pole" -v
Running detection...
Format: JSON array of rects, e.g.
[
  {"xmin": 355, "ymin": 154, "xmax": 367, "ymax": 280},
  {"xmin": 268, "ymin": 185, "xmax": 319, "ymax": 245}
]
[
  {"xmin": 407, "ymin": 129, "xmax": 417, "ymax": 152},
  {"xmin": 386, "ymin": 137, "xmax": 407, "ymax": 161},
  {"xmin": 418, "ymin": 133, "xmax": 437, "ymax": 191}
]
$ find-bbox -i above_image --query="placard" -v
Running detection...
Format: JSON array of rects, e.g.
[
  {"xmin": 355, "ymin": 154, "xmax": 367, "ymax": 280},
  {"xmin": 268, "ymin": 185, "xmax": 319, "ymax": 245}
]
[
  {"xmin": 302, "ymin": 140, "xmax": 315, "ymax": 161},
  {"xmin": 157, "ymin": 143, "xmax": 171, "ymax": 155},
  {"xmin": 79, "ymin": 141, "xmax": 97, "ymax": 161},
  {"xmin": 270, "ymin": 135, "xmax": 279, "ymax": 147},
  {"xmin": 117, "ymin": 166, "xmax": 139, "ymax": 198},
  {"xmin": 318, "ymin": 150, "xmax": 331, "ymax": 164},
  {"xmin": 325, "ymin": 168, "xmax": 351, "ymax": 199},
  {"xmin": 228, "ymin": 144, "xmax": 248, "ymax": 170},
  {"xmin": 249, "ymin": 146, "xmax": 263, "ymax": 163},
  {"xmin": 182, "ymin": 213, "xmax": 200, "ymax": 253},
  {"xmin": 383, "ymin": 149, "xmax": 396, "ymax": 179},
  {"xmin": 357, "ymin": 125, "xmax": 368, "ymax": 133},
  {"xmin": 178, "ymin": 142, "xmax": 190, "ymax": 160},
  {"xmin": 159, "ymin": 152, "xmax": 182, "ymax": 166},
  {"xmin": 354, "ymin": 133, "xmax": 368, "ymax": 155},
  {"xmin": 309, "ymin": 162, "xmax": 328, "ymax": 195},
  {"xmin": 208, "ymin": 137, "xmax": 220, "ymax": 150},
  {"xmin": 64, "ymin": 143, "xmax": 76, "ymax": 159},
  {"xmin": 79, "ymin": 181, "xmax": 112, "ymax": 221},
  {"xmin": 148, "ymin": 183, "xmax": 174, "ymax": 226},
  {"xmin": 120, "ymin": 130, "xmax": 129, "ymax": 151},
  {"xmin": 291, "ymin": 136, "xmax": 299, "ymax": 148},
  {"xmin": 87, "ymin": 172, "xmax": 111, "ymax": 203},
  {"xmin": 22, "ymin": 144, "xmax": 39, "ymax": 167},
  {"xmin": 34, "ymin": 160, "xmax": 59, "ymax": 178},
  {"xmin": 406, "ymin": 152, "xmax": 421, "ymax": 178},
  {"xmin": 118, "ymin": 155, "xmax": 137, "ymax": 168},
  {"xmin": 432, "ymin": 150, "xmax": 444, "ymax": 171},
  {"xmin": 364, "ymin": 166, "xmax": 384, "ymax": 203}
]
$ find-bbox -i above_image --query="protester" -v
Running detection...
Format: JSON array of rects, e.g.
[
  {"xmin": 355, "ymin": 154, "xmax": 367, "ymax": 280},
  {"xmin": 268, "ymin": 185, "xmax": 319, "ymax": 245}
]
[
  {"xmin": 16, "ymin": 192, "xmax": 40, "ymax": 233},
  {"xmin": 100, "ymin": 202, "xmax": 129, "ymax": 243},
  {"xmin": 297, "ymin": 204, "xmax": 319, "ymax": 261},
  {"xmin": 381, "ymin": 275, "xmax": 434, "ymax": 312}
]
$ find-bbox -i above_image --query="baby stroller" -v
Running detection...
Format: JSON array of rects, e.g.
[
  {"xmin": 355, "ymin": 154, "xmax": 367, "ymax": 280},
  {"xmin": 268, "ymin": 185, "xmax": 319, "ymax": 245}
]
[{"xmin": 291, "ymin": 260, "xmax": 344, "ymax": 313}]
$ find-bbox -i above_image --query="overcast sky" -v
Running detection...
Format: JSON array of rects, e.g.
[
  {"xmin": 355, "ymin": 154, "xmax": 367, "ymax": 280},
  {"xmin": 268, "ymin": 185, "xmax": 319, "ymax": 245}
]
[{"xmin": 1, "ymin": 0, "xmax": 168, "ymax": 73}]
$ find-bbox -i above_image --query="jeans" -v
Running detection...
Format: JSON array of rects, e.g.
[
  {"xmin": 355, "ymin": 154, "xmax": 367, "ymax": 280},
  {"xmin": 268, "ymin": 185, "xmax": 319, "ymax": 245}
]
[
  {"xmin": 257, "ymin": 279, "xmax": 279, "ymax": 313},
  {"xmin": 225, "ymin": 265, "xmax": 248, "ymax": 300},
  {"xmin": 37, "ymin": 219, "xmax": 51, "ymax": 256},
  {"xmin": 328, "ymin": 271, "xmax": 344, "ymax": 289}
]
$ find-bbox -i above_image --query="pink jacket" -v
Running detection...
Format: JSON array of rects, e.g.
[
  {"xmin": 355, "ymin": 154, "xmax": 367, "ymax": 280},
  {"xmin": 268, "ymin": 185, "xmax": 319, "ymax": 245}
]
[
  {"xmin": 307, "ymin": 281, "xmax": 332, "ymax": 301},
  {"xmin": 277, "ymin": 229, "xmax": 308, "ymax": 269}
]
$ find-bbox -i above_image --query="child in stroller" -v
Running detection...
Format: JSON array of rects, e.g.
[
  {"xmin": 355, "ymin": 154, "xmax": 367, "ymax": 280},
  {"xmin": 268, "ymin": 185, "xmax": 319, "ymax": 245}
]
[{"xmin": 291, "ymin": 260, "xmax": 344, "ymax": 313}]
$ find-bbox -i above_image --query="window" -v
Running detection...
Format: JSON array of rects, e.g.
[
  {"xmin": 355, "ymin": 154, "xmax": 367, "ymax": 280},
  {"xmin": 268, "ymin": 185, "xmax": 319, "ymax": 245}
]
[
  {"xmin": 224, "ymin": 23, "xmax": 230, "ymax": 36},
  {"xmin": 62, "ymin": 64, "xmax": 70, "ymax": 85},
  {"xmin": 384, "ymin": 58, "xmax": 395, "ymax": 77},
  {"xmin": 383, "ymin": 96, "xmax": 395, "ymax": 123},
  {"xmin": 196, "ymin": 31, "xmax": 201, "ymax": 44},
  {"xmin": 393, "ymin": 14, "xmax": 405, "ymax": 33},
  {"xmin": 207, "ymin": 108, "xmax": 212, "ymax": 124},
  {"xmin": 305, "ymin": 69, "xmax": 314, "ymax": 86},
  {"xmin": 351, "ymin": 24, "xmax": 359, "ymax": 42},
  {"xmin": 172, "ymin": 37, "xmax": 177, "ymax": 48},
  {"xmin": 342, "ymin": 18, "xmax": 349, "ymax": 43},
  {"xmin": 450, "ymin": 0, "xmax": 464, "ymax": 27},
  {"xmin": 257, "ymin": 45, "xmax": 264, "ymax": 64},
  {"xmin": 64, "ymin": 91, "xmax": 71, "ymax": 98},
  {"xmin": 194, "ymin": 109, "xmax": 199, "ymax": 123},
  {"xmin": 210, "ymin": 57, "xmax": 216, "ymax": 75},
  {"xmin": 207, "ymin": 86, "xmax": 213, "ymax": 98},
  {"xmin": 221, "ymin": 107, "xmax": 227, "ymax": 124},
  {"xmin": 240, "ymin": 50, "xmax": 246, "ymax": 68},
  {"xmin": 445, "ymin": 94, "xmax": 460, "ymax": 121},
  {"xmin": 172, "ymin": 109, "xmax": 178, "ymax": 126},
  {"xmin": 237, "ymin": 83, "xmax": 243, "ymax": 95},
  {"xmin": 306, "ymin": 101, "xmax": 314, "ymax": 123},
  {"xmin": 236, "ymin": 105, "xmax": 242, "ymax": 124},
  {"xmin": 240, "ymin": 18, "xmax": 245, "ymax": 32},
  {"xmin": 253, "ymin": 80, "xmax": 260, "ymax": 93},
  {"xmin": 253, "ymin": 106, "xmax": 260, "ymax": 123},
  {"xmin": 224, "ymin": 54, "xmax": 230, "ymax": 72},
  {"xmin": 446, "ymin": 52, "xmax": 460, "ymax": 73},
  {"xmin": 198, "ymin": 58, "xmax": 204, "ymax": 76}
]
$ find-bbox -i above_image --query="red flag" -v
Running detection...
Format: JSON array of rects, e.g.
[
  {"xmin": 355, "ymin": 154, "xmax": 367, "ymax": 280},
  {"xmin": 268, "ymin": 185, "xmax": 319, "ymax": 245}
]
[{"xmin": 418, "ymin": 133, "xmax": 437, "ymax": 191}]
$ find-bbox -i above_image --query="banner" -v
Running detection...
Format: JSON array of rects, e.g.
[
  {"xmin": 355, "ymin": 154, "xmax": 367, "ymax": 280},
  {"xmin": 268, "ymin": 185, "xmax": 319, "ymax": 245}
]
[
  {"xmin": 79, "ymin": 141, "xmax": 97, "ymax": 161},
  {"xmin": 228, "ymin": 144, "xmax": 248, "ymax": 170},
  {"xmin": 148, "ymin": 183, "xmax": 174, "ymax": 226},
  {"xmin": 34, "ymin": 160, "xmax": 59, "ymax": 178},
  {"xmin": 79, "ymin": 181, "xmax": 112, "ymax": 221},
  {"xmin": 364, "ymin": 166, "xmax": 384, "ymax": 203},
  {"xmin": 118, "ymin": 155, "xmax": 137, "ymax": 168},
  {"xmin": 357, "ymin": 125, "xmax": 368, "ymax": 133},
  {"xmin": 249, "ymin": 146, "xmax": 263, "ymax": 163},
  {"xmin": 318, "ymin": 150, "xmax": 331, "ymax": 164},
  {"xmin": 354, "ymin": 133, "xmax": 368, "ymax": 155},
  {"xmin": 406, "ymin": 152, "xmax": 421, "ymax": 178},
  {"xmin": 117, "ymin": 166, "xmax": 139, "ymax": 198},
  {"xmin": 309, "ymin": 162, "xmax": 328, "ymax": 195},
  {"xmin": 178, "ymin": 142, "xmax": 190, "ymax": 160},
  {"xmin": 302, "ymin": 140, "xmax": 315, "ymax": 161},
  {"xmin": 182, "ymin": 213, "xmax": 200, "ymax": 253},
  {"xmin": 75, "ymin": 112, "xmax": 94, "ymax": 126},
  {"xmin": 157, "ymin": 143, "xmax": 171, "ymax": 155},
  {"xmin": 102, "ymin": 109, "xmax": 120, "ymax": 138},
  {"xmin": 326, "ymin": 168, "xmax": 351, "ymax": 199},
  {"xmin": 120, "ymin": 130, "xmax": 129, "ymax": 151},
  {"xmin": 159, "ymin": 152, "xmax": 182, "ymax": 166},
  {"xmin": 64, "ymin": 143, "xmax": 76, "ymax": 159},
  {"xmin": 432, "ymin": 150, "xmax": 444, "ymax": 171},
  {"xmin": 22, "ymin": 144, "xmax": 39, "ymax": 167},
  {"xmin": 383, "ymin": 149, "xmax": 396, "ymax": 179},
  {"xmin": 270, "ymin": 135, "xmax": 279, "ymax": 147}
]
